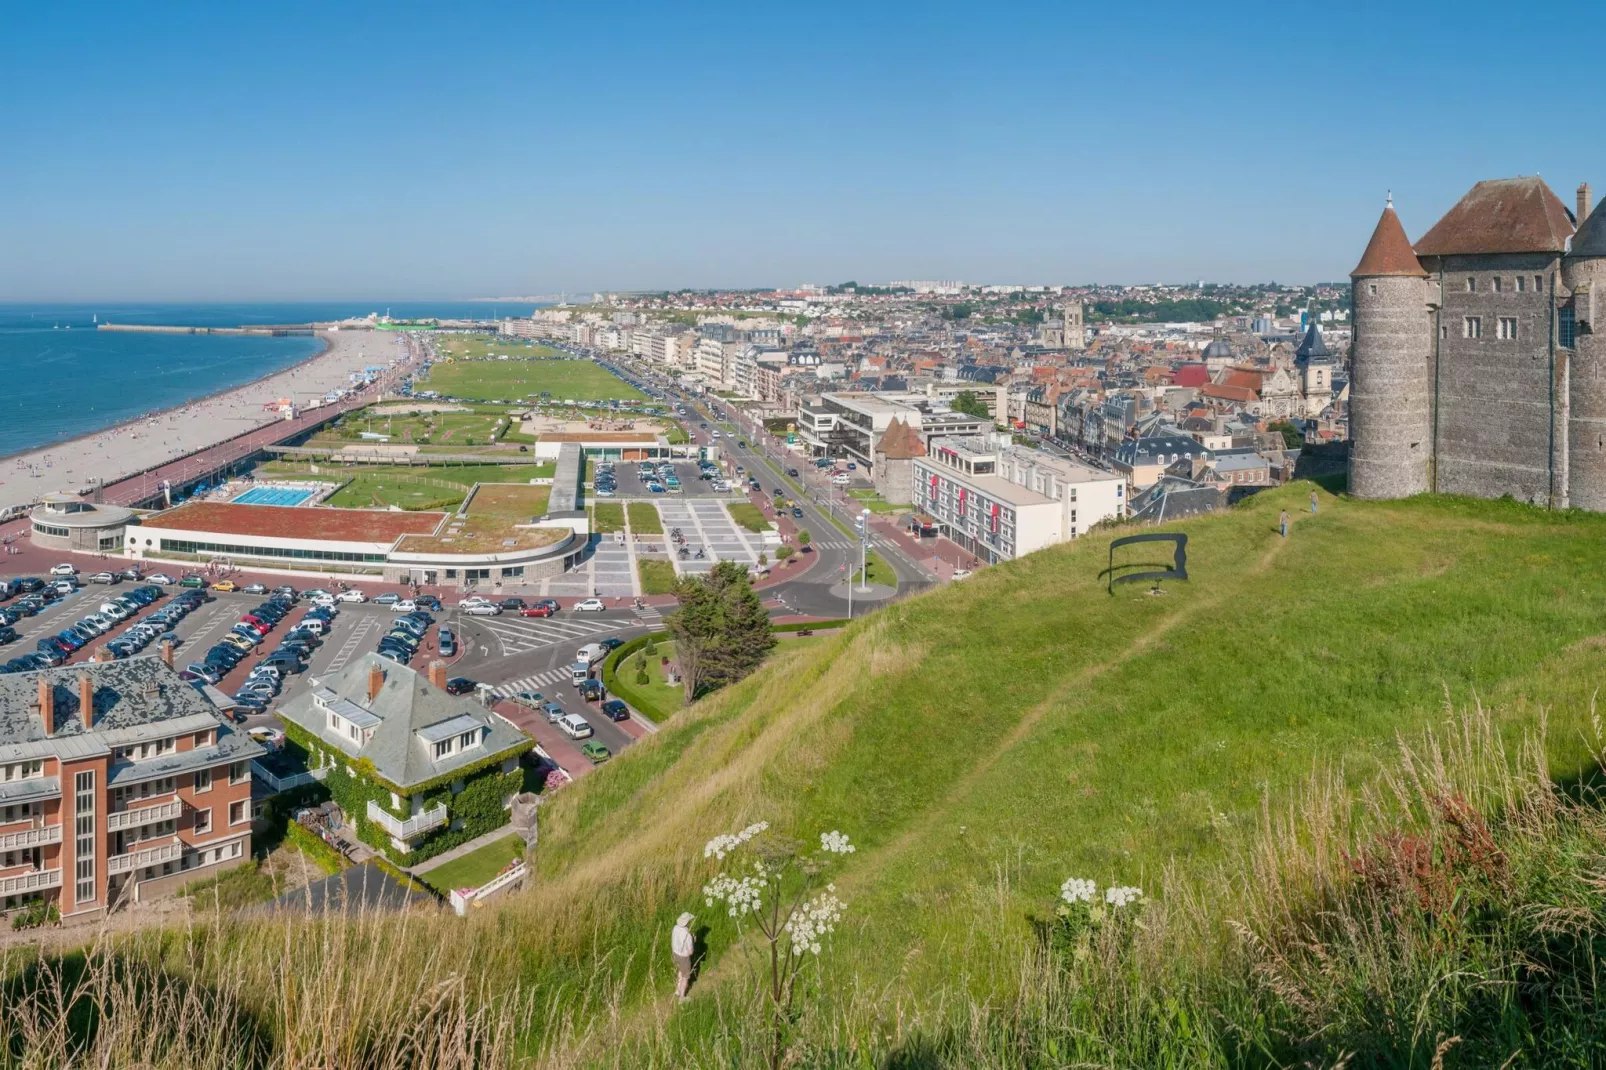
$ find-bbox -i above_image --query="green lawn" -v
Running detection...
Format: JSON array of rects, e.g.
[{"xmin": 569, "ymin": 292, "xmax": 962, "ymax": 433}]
[
  {"xmin": 432, "ymin": 336, "xmax": 561, "ymax": 362},
  {"xmin": 626, "ymin": 502, "xmax": 662, "ymax": 534},
  {"xmin": 418, "ymin": 833, "xmax": 524, "ymax": 895},
  {"xmin": 315, "ymin": 464, "xmax": 551, "ymax": 510},
  {"xmin": 848, "ymin": 489, "xmax": 902, "ymax": 514},
  {"xmin": 423, "ymin": 358, "xmax": 645, "ymax": 403},
  {"xmin": 725, "ymin": 502, "xmax": 769, "ymax": 532},
  {"xmin": 637, "ymin": 559, "xmax": 677, "ymax": 595},
  {"xmin": 591, "ymin": 503, "xmax": 624, "ymax": 533},
  {"xmin": 849, "ymin": 549, "xmax": 896, "ymax": 587},
  {"xmin": 607, "ymin": 639, "xmax": 686, "ymax": 720},
  {"xmin": 316, "ymin": 406, "xmax": 523, "ymax": 449}
]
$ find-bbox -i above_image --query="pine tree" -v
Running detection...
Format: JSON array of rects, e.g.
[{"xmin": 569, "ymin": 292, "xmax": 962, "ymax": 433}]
[{"xmin": 666, "ymin": 561, "xmax": 776, "ymax": 701}]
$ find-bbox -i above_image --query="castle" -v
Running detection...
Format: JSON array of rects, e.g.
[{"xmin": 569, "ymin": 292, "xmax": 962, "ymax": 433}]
[{"xmin": 1350, "ymin": 177, "xmax": 1606, "ymax": 508}]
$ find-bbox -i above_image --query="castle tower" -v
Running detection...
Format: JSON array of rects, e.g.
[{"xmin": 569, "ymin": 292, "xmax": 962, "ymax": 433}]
[
  {"xmin": 1349, "ymin": 197, "xmax": 1433, "ymax": 499},
  {"xmin": 1565, "ymin": 191, "xmax": 1606, "ymax": 509}
]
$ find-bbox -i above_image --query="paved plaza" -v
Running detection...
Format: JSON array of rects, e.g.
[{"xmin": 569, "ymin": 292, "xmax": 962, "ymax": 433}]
[{"xmin": 656, "ymin": 499, "xmax": 765, "ymax": 575}]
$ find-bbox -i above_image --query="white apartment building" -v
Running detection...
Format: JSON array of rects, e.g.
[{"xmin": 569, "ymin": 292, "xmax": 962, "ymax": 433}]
[{"xmin": 912, "ymin": 434, "xmax": 1125, "ymax": 564}]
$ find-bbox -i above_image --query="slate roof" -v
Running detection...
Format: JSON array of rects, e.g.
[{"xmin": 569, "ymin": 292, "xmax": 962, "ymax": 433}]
[
  {"xmin": 1572, "ymin": 206, "xmax": 1606, "ymax": 258},
  {"xmin": 1295, "ymin": 322, "xmax": 1331, "ymax": 361},
  {"xmin": 1414, "ymin": 177, "xmax": 1575, "ymax": 257},
  {"xmin": 1127, "ymin": 476, "xmax": 1224, "ymax": 523},
  {"xmin": 1201, "ymin": 339, "xmax": 1234, "ymax": 360},
  {"xmin": 1353, "ymin": 202, "xmax": 1427, "ymax": 276},
  {"xmin": 277, "ymin": 653, "xmax": 533, "ymax": 790}
]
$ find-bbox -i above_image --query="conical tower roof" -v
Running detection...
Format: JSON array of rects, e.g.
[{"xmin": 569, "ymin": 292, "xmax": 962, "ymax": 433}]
[
  {"xmin": 1352, "ymin": 200, "xmax": 1426, "ymax": 277},
  {"xmin": 1295, "ymin": 321, "xmax": 1330, "ymax": 362},
  {"xmin": 1572, "ymin": 204, "xmax": 1606, "ymax": 258}
]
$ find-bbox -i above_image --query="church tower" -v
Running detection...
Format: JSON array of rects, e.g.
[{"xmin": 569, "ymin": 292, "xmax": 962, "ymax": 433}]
[
  {"xmin": 1349, "ymin": 197, "xmax": 1433, "ymax": 499},
  {"xmin": 1062, "ymin": 302, "xmax": 1085, "ymax": 351}
]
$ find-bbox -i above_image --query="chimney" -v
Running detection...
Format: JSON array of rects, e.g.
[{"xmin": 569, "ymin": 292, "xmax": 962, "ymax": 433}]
[
  {"xmin": 1579, "ymin": 183, "xmax": 1593, "ymax": 225},
  {"xmin": 428, "ymin": 660, "xmax": 447, "ymax": 691},
  {"xmin": 159, "ymin": 639, "xmax": 175, "ymax": 669},
  {"xmin": 78, "ymin": 674, "xmax": 94, "ymax": 729},
  {"xmin": 37, "ymin": 677, "xmax": 54, "ymax": 736},
  {"xmin": 367, "ymin": 664, "xmax": 385, "ymax": 703}
]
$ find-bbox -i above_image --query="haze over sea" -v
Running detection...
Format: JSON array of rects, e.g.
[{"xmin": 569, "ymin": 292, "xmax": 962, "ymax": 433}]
[{"xmin": 0, "ymin": 302, "xmax": 536, "ymax": 460}]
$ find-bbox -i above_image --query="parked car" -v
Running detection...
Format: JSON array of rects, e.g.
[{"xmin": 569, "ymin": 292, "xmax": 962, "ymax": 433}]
[
  {"xmin": 178, "ymin": 576, "xmax": 207, "ymax": 589},
  {"xmin": 520, "ymin": 603, "xmax": 555, "ymax": 618},
  {"xmin": 212, "ymin": 580, "xmax": 237, "ymax": 592},
  {"xmin": 574, "ymin": 599, "xmax": 606, "ymax": 612},
  {"xmin": 498, "ymin": 598, "xmax": 526, "ymax": 610},
  {"xmin": 336, "ymin": 590, "xmax": 367, "ymax": 603},
  {"xmin": 372, "ymin": 592, "xmax": 400, "ymax": 605},
  {"xmin": 392, "ymin": 599, "xmax": 418, "ymax": 613},
  {"xmin": 576, "ymin": 679, "xmax": 605, "ymax": 701},
  {"xmin": 464, "ymin": 604, "xmax": 501, "ymax": 616},
  {"xmin": 437, "ymin": 627, "xmax": 456, "ymax": 657},
  {"xmin": 557, "ymin": 713, "xmax": 594, "ymax": 739},
  {"xmin": 444, "ymin": 677, "xmax": 477, "ymax": 696},
  {"xmin": 459, "ymin": 596, "xmax": 494, "ymax": 610},
  {"xmin": 540, "ymin": 701, "xmax": 566, "ymax": 723},
  {"xmin": 48, "ymin": 563, "xmax": 77, "ymax": 577},
  {"xmin": 242, "ymin": 583, "xmax": 268, "ymax": 594},
  {"xmin": 513, "ymin": 690, "xmax": 544, "ymax": 707},
  {"xmin": 89, "ymin": 572, "xmax": 118, "ymax": 584},
  {"xmin": 416, "ymin": 595, "xmax": 442, "ymax": 610},
  {"xmin": 146, "ymin": 573, "xmax": 176, "ymax": 585}
]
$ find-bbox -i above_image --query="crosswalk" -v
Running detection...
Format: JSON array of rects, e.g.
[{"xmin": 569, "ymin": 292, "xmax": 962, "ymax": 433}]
[
  {"xmin": 476, "ymin": 615, "xmax": 627, "ymax": 657},
  {"xmin": 812, "ymin": 539, "xmax": 855, "ymax": 551},
  {"xmin": 490, "ymin": 667, "xmax": 575, "ymax": 699},
  {"xmin": 324, "ymin": 615, "xmax": 375, "ymax": 672}
]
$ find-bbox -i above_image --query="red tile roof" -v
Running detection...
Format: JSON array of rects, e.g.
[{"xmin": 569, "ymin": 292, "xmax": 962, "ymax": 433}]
[
  {"xmin": 1413, "ymin": 177, "xmax": 1575, "ymax": 257},
  {"xmin": 139, "ymin": 502, "xmax": 445, "ymax": 544},
  {"xmin": 1353, "ymin": 203, "xmax": 1427, "ymax": 277},
  {"xmin": 1171, "ymin": 364, "xmax": 1210, "ymax": 388},
  {"xmin": 1199, "ymin": 384, "xmax": 1259, "ymax": 404}
]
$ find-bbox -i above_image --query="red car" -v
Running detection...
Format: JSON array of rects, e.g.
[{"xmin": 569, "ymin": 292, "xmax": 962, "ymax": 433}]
[{"xmin": 520, "ymin": 604, "xmax": 555, "ymax": 617}]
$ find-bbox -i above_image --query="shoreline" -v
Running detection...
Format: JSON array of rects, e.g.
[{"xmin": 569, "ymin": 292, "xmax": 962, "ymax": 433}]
[
  {"xmin": 0, "ymin": 330, "xmax": 413, "ymax": 512},
  {"xmin": 0, "ymin": 333, "xmax": 333, "ymax": 467}
]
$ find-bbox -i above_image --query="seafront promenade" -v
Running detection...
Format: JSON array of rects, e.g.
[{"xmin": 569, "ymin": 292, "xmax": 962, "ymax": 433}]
[{"xmin": 0, "ymin": 330, "xmax": 417, "ymax": 513}]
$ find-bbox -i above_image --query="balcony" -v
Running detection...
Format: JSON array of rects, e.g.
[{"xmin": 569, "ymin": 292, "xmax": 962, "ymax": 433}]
[
  {"xmin": 251, "ymin": 759, "xmax": 328, "ymax": 795},
  {"xmin": 0, "ymin": 821, "xmax": 63, "ymax": 852},
  {"xmin": 106, "ymin": 798, "xmax": 184, "ymax": 832},
  {"xmin": 366, "ymin": 800, "xmax": 447, "ymax": 840},
  {"xmin": 107, "ymin": 837, "xmax": 184, "ymax": 876},
  {"xmin": 0, "ymin": 867, "xmax": 61, "ymax": 896}
]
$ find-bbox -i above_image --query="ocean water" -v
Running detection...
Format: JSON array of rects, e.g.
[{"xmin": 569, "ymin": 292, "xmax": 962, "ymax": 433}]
[{"xmin": 0, "ymin": 302, "xmax": 536, "ymax": 459}]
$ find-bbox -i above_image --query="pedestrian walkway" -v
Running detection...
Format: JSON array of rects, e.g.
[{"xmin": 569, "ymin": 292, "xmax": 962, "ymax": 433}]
[
  {"xmin": 490, "ymin": 666, "xmax": 574, "ymax": 698},
  {"xmin": 477, "ymin": 614, "xmax": 627, "ymax": 657},
  {"xmin": 658, "ymin": 500, "xmax": 763, "ymax": 575}
]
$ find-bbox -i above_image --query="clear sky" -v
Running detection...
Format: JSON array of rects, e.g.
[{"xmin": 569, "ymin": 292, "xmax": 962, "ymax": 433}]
[{"xmin": 4, "ymin": 0, "xmax": 1602, "ymax": 300}]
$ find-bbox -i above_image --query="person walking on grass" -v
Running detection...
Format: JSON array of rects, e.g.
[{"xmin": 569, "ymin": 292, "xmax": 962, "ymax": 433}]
[
  {"xmin": 672, "ymin": 912, "xmax": 696, "ymax": 1000},
  {"xmin": 1279, "ymin": 509, "xmax": 1290, "ymax": 538},
  {"xmin": 1310, "ymin": 489, "xmax": 1318, "ymax": 515}
]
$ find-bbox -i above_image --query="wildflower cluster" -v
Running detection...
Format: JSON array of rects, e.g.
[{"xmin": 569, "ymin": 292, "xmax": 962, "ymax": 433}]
[
  {"xmin": 704, "ymin": 872, "xmax": 765, "ymax": 918},
  {"xmin": 1059, "ymin": 877, "xmax": 1096, "ymax": 904},
  {"xmin": 783, "ymin": 885, "xmax": 844, "ymax": 955},
  {"xmin": 819, "ymin": 830, "xmax": 856, "ymax": 855},
  {"xmin": 704, "ymin": 821, "xmax": 770, "ymax": 860},
  {"xmin": 1104, "ymin": 885, "xmax": 1143, "ymax": 908}
]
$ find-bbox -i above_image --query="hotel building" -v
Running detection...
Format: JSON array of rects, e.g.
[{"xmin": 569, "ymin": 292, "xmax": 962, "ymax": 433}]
[
  {"xmin": 911, "ymin": 435, "xmax": 1126, "ymax": 563},
  {"xmin": 0, "ymin": 659, "xmax": 262, "ymax": 920}
]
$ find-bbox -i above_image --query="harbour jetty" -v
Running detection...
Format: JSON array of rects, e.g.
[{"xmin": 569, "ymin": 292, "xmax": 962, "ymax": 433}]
[{"xmin": 98, "ymin": 323, "xmax": 315, "ymax": 337}]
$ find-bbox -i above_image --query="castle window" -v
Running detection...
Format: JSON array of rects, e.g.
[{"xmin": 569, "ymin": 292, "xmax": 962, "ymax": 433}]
[
  {"xmin": 1516, "ymin": 276, "xmax": 1527, "ymax": 293},
  {"xmin": 1497, "ymin": 317, "xmax": 1518, "ymax": 340},
  {"xmin": 1493, "ymin": 277, "xmax": 1504, "ymax": 293},
  {"xmin": 1560, "ymin": 306, "xmax": 1578, "ymax": 348},
  {"xmin": 1535, "ymin": 275, "xmax": 1544, "ymax": 292},
  {"xmin": 1466, "ymin": 277, "xmax": 1476, "ymax": 292},
  {"xmin": 1464, "ymin": 317, "xmax": 1483, "ymax": 339},
  {"xmin": 1368, "ymin": 283, "xmax": 1378, "ymax": 296}
]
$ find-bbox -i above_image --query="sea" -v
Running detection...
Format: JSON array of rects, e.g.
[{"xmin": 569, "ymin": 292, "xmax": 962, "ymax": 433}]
[{"xmin": 0, "ymin": 302, "xmax": 542, "ymax": 460}]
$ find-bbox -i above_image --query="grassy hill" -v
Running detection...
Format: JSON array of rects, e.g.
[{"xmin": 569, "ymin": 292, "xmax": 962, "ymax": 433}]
[{"xmin": 11, "ymin": 484, "xmax": 1606, "ymax": 1067}]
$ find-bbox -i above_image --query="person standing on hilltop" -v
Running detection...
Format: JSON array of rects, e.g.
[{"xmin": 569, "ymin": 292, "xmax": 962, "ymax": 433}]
[
  {"xmin": 1279, "ymin": 509, "xmax": 1290, "ymax": 538},
  {"xmin": 1310, "ymin": 490, "xmax": 1318, "ymax": 515},
  {"xmin": 672, "ymin": 912, "xmax": 696, "ymax": 1000}
]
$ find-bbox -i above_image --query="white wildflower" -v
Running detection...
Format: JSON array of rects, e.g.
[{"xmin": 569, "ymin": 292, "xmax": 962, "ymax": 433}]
[
  {"xmin": 703, "ymin": 873, "xmax": 765, "ymax": 917},
  {"xmin": 1059, "ymin": 877, "xmax": 1096, "ymax": 904},
  {"xmin": 703, "ymin": 820, "xmax": 770, "ymax": 860},
  {"xmin": 1104, "ymin": 885, "xmax": 1143, "ymax": 909},
  {"xmin": 783, "ymin": 885, "xmax": 845, "ymax": 955},
  {"xmin": 819, "ymin": 830, "xmax": 856, "ymax": 855}
]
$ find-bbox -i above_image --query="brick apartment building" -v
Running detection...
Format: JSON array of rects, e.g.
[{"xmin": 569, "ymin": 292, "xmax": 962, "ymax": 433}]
[{"xmin": 0, "ymin": 659, "xmax": 262, "ymax": 920}]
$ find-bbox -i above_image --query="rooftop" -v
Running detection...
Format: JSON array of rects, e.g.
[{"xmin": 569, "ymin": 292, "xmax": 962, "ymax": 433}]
[
  {"xmin": 1353, "ymin": 201, "xmax": 1427, "ymax": 277},
  {"xmin": 139, "ymin": 502, "xmax": 445, "ymax": 545},
  {"xmin": 1414, "ymin": 177, "xmax": 1576, "ymax": 258}
]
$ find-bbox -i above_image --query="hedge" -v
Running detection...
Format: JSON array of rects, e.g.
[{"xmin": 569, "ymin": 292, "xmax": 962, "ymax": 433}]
[{"xmin": 283, "ymin": 820, "xmax": 348, "ymax": 875}]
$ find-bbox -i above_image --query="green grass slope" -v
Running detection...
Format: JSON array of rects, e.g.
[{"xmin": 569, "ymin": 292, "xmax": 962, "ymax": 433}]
[{"xmin": 515, "ymin": 485, "xmax": 1606, "ymax": 1042}]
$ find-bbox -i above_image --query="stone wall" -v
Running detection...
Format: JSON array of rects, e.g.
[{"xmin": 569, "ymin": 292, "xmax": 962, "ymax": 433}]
[{"xmin": 1427, "ymin": 254, "xmax": 1560, "ymax": 505}]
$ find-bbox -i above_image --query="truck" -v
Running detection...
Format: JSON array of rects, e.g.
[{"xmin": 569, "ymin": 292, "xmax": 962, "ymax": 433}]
[{"xmin": 575, "ymin": 642, "xmax": 607, "ymax": 666}]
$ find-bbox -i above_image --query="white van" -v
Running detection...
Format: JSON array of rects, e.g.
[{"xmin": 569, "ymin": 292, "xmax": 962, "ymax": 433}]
[
  {"xmin": 576, "ymin": 643, "xmax": 607, "ymax": 666},
  {"xmin": 570, "ymin": 661, "xmax": 592, "ymax": 686},
  {"xmin": 557, "ymin": 713, "xmax": 594, "ymax": 739}
]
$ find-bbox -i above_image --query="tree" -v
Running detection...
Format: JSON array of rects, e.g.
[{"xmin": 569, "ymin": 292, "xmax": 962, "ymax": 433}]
[
  {"xmin": 797, "ymin": 529, "xmax": 811, "ymax": 550},
  {"xmin": 949, "ymin": 390, "xmax": 990, "ymax": 420},
  {"xmin": 1268, "ymin": 420, "xmax": 1303, "ymax": 449},
  {"xmin": 666, "ymin": 560, "xmax": 776, "ymax": 701}
]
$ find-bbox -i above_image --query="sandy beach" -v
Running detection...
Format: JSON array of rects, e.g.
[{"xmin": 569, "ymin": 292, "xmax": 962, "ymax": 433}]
[{"xmin": 0, "ymin": 329, "xmax": 415, "ymax": 512}]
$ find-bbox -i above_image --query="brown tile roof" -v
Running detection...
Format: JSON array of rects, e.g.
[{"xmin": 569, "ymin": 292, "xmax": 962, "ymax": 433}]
[
  {"xmin": 1353, "ymin": 202, "xmax": 1427, "ymax": 276},
  {"xmin": 1199, "ymin": 384, "xmax": 1259, "ymax": 404},
  {"xmin": 138, "ymin": 502, "xmax": 445, "ymax": 544},
  {"xmin": 876, "ymin": 417, "xmax": 926, "ymax": 460},
  {"xmin": 1413, "ymin": 177, "xmax": 1575, "ymax": 257}
]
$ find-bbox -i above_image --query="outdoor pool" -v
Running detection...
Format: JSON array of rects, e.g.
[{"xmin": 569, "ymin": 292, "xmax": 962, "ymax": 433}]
[{"xmin": 231, "ymin": 486, "xmax": 315, "ymax": 507}]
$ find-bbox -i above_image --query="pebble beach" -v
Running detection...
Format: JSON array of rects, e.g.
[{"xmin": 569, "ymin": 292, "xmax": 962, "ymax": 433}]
[{"xmin": 0, "ymin": 329, "xmax": 410, "ymax": 512}]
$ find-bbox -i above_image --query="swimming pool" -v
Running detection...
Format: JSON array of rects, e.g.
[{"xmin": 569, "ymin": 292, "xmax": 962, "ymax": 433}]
[{"xmin": 232, "ymin": 486, "xmax": 315, "ymax": 507}]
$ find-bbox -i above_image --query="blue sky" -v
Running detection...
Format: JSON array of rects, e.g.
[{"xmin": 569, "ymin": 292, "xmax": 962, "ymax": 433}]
[{"xmin": 3, "ymin": 0, "xmax": 1602, "ymax": 300}]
